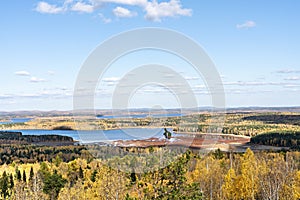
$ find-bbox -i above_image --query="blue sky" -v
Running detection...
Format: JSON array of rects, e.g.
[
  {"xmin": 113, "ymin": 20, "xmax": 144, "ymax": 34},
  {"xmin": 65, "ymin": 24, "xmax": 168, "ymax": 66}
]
[{"xmin": 0, "ymin": 0, "xmax": 300, "ymax": 111}]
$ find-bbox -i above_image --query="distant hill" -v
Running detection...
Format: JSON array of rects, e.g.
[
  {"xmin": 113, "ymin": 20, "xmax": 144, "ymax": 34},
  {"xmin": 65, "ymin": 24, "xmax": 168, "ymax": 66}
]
[
  {"xmin": 243, "ymin": 114, "xmax": 300, "ymax": 126},
  {"xmin": 1, "ymin": 106, "xmax": 300, "ymax": 118}
]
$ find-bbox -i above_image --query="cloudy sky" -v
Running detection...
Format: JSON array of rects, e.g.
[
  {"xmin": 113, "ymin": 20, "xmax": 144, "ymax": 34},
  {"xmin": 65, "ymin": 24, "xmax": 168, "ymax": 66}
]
[{"xmin": 0, "ymin": 0, "xmax": 300, "ymax": 111}]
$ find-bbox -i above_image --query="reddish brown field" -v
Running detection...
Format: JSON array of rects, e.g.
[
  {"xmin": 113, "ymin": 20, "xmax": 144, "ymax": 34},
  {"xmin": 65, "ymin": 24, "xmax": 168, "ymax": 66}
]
[{"xmin": 112, "ymin": 133, "xmax": 251, "ymax": 151}]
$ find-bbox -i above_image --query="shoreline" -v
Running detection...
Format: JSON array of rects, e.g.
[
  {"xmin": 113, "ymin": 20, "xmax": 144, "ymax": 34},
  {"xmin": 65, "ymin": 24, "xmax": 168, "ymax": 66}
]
[{"xmin": 1, "ymin": 129, "xmax": 291, "ymax": 152}]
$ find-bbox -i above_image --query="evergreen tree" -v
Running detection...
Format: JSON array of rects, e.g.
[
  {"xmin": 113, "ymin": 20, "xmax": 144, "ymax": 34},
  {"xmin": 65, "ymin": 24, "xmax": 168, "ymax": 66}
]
[
  {"xmin": 29, "ymin": 167, "xmax": 34, "ymax": 181},
  {"xmin": 90, "ymin": 170, "xmax": 97, "ymax": 182},
  {"xmin": 9, "ymin": 174, "xmax": 14, "ymax": 189},
  {"xmin": 163, "ymin": 128, "xmax": 172, "ymax": 139},
  {"xmin": 213, "ymin": 148, "xmax": 224, "ymax": 160},
  {"xmin": 16, "ymin": 168, "xmax": 21, "ymax": 181},
  {"xmin": 78, "ymin": 166, "xmax": 84, "ymax": 179},
  {"xmin": 130, "ymin": 171, "xmax": 137, "ymax": 184},
  {"xmin": 43, "ymin": 170, "xmax": 66, "ymax": 200},
  {"xmin": 0, "ymin": 171, "xmax": 9, "ymax": 199},
  {"xmin": 22, "ymin": 170, "xmax": 27, "ymax": 182}
]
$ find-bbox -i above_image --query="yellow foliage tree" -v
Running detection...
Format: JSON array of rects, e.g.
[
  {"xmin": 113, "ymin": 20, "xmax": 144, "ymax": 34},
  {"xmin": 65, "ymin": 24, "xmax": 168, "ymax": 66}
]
[
  {"xmin": 58, "ymin": 181, "xmax": 87, "ymax": 200},
  {"xmin": 234, "ymin": 148, "xmax": 258, "ymax": 200},
  {"xmin": 295, "ymin": 171, "xmax": 300, "ymax": 199},
  {"xmin": 222, "ymin": 168, "xmax": 237, "ymax": 200},
  {"xmin": 186, "ymin": 155, "xmax": 225, "ymax": 200},
  {"xmin": 87, "ymin": 165, "xmax": 128, "ymax": 200}
]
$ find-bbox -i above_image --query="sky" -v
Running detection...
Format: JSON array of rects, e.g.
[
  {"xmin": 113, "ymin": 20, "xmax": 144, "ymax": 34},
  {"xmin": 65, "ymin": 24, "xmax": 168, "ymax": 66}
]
[{"xmin": 0, "ymin": 0, "xmax": 300, "ymax": 111}]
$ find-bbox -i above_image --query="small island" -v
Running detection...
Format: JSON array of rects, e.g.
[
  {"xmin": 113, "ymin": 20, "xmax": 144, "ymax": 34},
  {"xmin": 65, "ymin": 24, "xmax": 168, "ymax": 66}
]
[{"xmin": 52, "ymin": 126, "xmax": 74, "ymax": 130}]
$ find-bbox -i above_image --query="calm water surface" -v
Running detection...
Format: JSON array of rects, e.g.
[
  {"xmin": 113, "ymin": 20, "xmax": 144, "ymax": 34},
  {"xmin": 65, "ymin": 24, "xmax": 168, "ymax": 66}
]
[
  {"xmin": 0, "ymin": 118, "xmax": 32, "ymax": 124},
  {"xmin": 12, "ymin": 128, "xmax": 171, "ymax": 143}
]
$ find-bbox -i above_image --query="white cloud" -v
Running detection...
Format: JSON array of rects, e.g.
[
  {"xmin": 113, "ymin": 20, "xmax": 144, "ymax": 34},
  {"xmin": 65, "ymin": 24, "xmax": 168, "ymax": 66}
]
[
  {"xmin": 223, "ymin": 81, "xmax": 281, "ymax": 86},
  {"xmin": 71, "ymin": 2, "xmax": 95, "ymax": 13},
  {"xmin": 36, "ymin": 1, "xmax": 64, "ymax": 14},
  {"xmin": 236, "ymin": 20, "xmax": 256, "ymax": 29},
  {"xmin": 93, "ymin": 0, "xmax": 147, "ymax": 6},
  {"xmin": 64, "ymin": 0, "xmax": 74, "ymax": 5},
  {"xmin": 99, "ymin": 13, "xmax": 112, "ymax": 23},
  {"xmin": 184, "ymin": 76, "xmax": 199, "ymax": 81},
  {"xmin": 19, "ymin": 93, "xmax": 42, "ymax": 98},
  {"xmin": 0, "ymin": 94, "xmax": 13, "ymax": 99},
  {"xmin": 285, "ymin": 76, "xmax": 300, "ymax": 81},
  {"xmin": 35, "ymin": 0, "xmax": 192, "ymax": 22},
  {"xmin": 47, "ymin": 70, "xmax": 55, "ymax": 75},
  {"xmin": 276, "ymin": 69, "xmax": 300, "ymax": 74},
  {"xmin": 102, "ymin": 77, "xmax": 120, "ymax": 82},
  {"xmin": 194, "ymin": 84, "xmax": 205, "ymax": 89},
  {"xmin": 283, "ymin": 84, "xmax": 300, "ymax": 88},
  {"xmin": 15, "ymin": 71, "xmax": 30, "ymax": 76},
  {"xmin": 113, "ymin": 6, "xmax": 137, "ymax": 17},
  {"xmin": 144, "ymin": 0, "xmax": 192, "ymax": 22},
  {"xmin": 30, "ymin": 77, "xmax": 46, "ymax": 83}
]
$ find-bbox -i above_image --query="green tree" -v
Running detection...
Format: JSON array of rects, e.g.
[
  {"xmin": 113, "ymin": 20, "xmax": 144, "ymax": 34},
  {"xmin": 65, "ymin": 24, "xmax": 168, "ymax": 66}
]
[
  {"xmin": 22, "ymin": 170, "xmax": 27, "ymax": 182},
  {"xmin": 29, "ymin": 167, "xmax": 34, "ymax": 181},
  {"xmin": 9, "ymin": 174, "xmax": 14, "ymax": 190},
  {"xmin": 53, "ymin": 154, "xmax": 63, "ymax": 167},
  {"xmin": 16, "ymin": 168, "xmax": 21, "ymax": 181},
  {"xmin": 90, "ymin": 170, "xmax": 97, "ymax": 182},
  {"xmin": 0, "ymin": 171, "xmax": 9, "ymax": 199},
  {"xmin": 143, "ymin": 151, "xmax": 202, "ymax": 199},
  {"xmin": 125, "ymin": 193, "xmax": 137, "ymax": 200},
  {"xmin": 79, "ymin": 166, "xmax": 84, "ymax": 179},
  {"xmin": 163, "ymin": 128, "xmax": 172, "ymax": 139},
  {"xmin": 130, "ymin": 171, "xmax": 137, "ymax": 184},
  {"xmin": 43, "ymin": 170, "xmax": 66, "ymax": 200},
  {"xmin": 213, "ymin": 148, "xmax": 224, "ymax": 160}
]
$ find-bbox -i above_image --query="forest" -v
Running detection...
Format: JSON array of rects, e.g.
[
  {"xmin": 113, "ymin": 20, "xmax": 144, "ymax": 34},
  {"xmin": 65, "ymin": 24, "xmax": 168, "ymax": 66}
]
[
  {"xmin": 0, "ymin": 148, "xmax": 299, "ymax": 200},
  {"xmin": 1, "ymin": 112, "xmax": 300, "ymax": 199},
  {"xmin": 251, "ymin": 131, "xmax": 300, "ymax": 149}
]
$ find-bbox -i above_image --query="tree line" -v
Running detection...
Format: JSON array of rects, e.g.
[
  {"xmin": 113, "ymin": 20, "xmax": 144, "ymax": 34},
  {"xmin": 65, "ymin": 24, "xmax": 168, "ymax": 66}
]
[
  {"xmin": 251, "ymin": 131, "xmax": 300, "ymax": 149},
  {"xmin": 0, "ymin": 148, "xmax": 299, "ymax": 199}
]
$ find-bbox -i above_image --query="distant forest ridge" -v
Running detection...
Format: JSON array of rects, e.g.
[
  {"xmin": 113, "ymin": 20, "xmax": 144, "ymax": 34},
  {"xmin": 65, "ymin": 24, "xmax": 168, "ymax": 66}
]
[{"xmin": 1, "ymin": 106, "xmax": 300, "ymax": 117}]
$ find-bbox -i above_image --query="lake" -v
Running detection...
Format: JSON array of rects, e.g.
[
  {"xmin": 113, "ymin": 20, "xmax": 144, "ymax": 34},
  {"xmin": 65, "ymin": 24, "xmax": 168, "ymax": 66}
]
[
  {"xmin": 0, "ymin": 118, "xmax": 32, "ymax": 124},
  {"xmin": 97, "ymin": 113, "xmax": 184, "ymax": 119},
  {"xmin": 12, "ymin": 128, "xmax": 172, "ymax": 143}
]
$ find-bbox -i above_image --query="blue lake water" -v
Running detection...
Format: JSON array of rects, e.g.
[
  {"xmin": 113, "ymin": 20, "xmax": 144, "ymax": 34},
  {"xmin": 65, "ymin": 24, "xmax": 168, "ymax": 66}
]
[
  {"xmin": 97, "ymin": 113, "xmax": 183, "ymax": 119},
  {"xmin": 0, "ymin": 118, "xmax": 32, "ymax": 125},
  {"xmin": 12, "ymin": 128, "xmax": 171, "ymax": 143}
]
